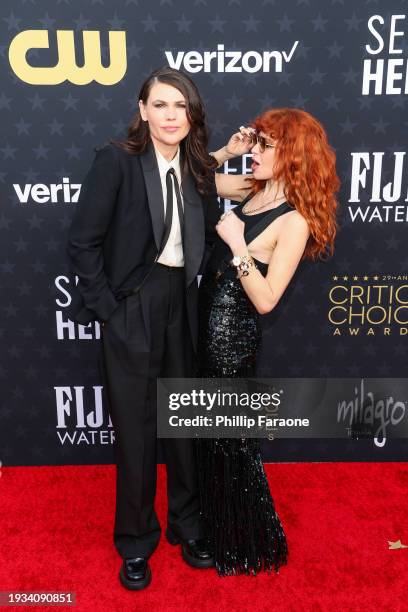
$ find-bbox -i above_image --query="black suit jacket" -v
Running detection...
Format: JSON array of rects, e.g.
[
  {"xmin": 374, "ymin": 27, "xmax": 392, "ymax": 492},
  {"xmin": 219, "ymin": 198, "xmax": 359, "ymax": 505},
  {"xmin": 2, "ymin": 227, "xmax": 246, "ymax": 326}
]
[{"xmin": 66, "ymin": 140, "xmax": 221, "ymax": 351}]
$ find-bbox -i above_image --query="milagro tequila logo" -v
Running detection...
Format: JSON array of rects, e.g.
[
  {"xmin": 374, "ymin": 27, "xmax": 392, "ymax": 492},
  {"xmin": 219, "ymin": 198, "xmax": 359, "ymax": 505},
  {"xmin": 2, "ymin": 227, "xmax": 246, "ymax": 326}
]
[
  {"xmin": 337, "ymin": 378, "xmax": 406, "ymax": 447},
  {"xmin": 55, "ymin": 385, "xmax": 114, "ymax": 446},
  {"xmin": 165, "ymin": 42, "xmax": 298, "ymax": 73}
]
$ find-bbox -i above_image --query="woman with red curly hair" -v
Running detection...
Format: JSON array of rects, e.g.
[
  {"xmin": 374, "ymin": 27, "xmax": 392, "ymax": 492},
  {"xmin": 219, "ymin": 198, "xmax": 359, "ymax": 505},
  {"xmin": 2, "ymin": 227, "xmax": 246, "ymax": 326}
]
[{"xmin": 196, "ymin": 108, "xmax": 340, "ymax": 577}]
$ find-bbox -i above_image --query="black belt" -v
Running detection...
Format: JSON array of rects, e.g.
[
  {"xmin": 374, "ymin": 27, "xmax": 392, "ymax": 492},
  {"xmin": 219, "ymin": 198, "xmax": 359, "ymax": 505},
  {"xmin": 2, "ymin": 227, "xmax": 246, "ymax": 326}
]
[{"xmin": 156, "ymin": 263, "xmax": 185, "ymax": 273}]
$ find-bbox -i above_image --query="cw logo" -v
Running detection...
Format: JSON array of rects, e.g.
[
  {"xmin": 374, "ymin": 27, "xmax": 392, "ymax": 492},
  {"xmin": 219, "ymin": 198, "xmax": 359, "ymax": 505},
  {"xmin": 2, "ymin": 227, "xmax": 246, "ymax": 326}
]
[{"xmin": 8, "ymin": 30, "xmax": 127, "ymax": 85}]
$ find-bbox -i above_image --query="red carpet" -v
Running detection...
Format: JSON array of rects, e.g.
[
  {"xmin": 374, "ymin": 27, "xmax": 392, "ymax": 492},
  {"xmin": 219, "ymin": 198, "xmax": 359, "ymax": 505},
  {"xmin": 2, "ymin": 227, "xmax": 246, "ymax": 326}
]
[{"xmin": 1, "ymin": 462, "xmax": 407, "ymax": 611}]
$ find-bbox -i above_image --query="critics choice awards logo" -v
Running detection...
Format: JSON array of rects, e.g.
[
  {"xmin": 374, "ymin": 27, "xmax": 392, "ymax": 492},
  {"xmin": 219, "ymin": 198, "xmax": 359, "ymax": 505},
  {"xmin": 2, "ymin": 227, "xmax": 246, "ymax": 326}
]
[{"xmin": 328, "ymin": 274, "xmax": 408, "ymax": 336}]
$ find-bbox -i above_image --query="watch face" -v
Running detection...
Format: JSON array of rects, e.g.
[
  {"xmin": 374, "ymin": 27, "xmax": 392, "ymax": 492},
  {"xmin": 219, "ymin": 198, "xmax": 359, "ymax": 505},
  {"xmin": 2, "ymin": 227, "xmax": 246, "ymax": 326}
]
[{"xmin": 232, "ymin": 255, "xmax": 241, "ymax": 266}]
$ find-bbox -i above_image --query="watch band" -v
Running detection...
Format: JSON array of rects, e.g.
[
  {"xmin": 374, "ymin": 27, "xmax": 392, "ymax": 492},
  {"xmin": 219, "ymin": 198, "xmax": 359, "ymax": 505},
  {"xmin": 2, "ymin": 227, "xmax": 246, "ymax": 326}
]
[{"xmin": 231, "ymin": 254, "xmax": 257, "ymax": 278}]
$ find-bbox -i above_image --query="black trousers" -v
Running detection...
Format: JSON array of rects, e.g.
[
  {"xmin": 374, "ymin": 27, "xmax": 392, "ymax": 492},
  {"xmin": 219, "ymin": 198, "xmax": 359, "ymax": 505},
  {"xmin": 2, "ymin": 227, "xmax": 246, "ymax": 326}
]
[{"xmin": 101, "ymin": 263, "xmax": 203, "ymax": 559}]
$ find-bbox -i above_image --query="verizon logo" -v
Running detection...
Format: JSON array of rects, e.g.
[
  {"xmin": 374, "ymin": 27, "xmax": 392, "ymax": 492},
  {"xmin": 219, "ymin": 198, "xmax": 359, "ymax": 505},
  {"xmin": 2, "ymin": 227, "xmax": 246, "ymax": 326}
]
[
  {"xmin": 165, "ymin": 42, "xmax": 299, "ymax": 73},
  {"xmin": 13, "ymin": 177, "xmax": 80, "ymax": 204}
]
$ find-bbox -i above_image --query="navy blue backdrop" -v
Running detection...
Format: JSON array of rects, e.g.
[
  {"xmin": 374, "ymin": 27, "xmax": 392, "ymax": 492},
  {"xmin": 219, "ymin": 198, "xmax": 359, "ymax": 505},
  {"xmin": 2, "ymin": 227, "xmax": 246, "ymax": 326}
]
[{"xmin": 1, "ymin": 0, "xmax": 407, "ymax": 465}]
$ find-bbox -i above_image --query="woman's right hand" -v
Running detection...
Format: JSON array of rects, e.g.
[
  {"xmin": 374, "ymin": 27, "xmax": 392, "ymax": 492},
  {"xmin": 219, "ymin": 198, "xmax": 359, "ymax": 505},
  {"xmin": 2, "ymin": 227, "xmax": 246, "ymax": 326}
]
[{"xmin": 225, "ymin": 126, "xmax": 255, "ymax": 158}]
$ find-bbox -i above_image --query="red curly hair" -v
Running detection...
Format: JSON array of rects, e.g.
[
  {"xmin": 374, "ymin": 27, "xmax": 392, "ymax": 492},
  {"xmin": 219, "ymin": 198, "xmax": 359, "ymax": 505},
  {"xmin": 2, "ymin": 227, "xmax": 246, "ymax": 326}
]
[{"xmin": 250, "ymin": 108, "xmax": 340, "ymax": 261}]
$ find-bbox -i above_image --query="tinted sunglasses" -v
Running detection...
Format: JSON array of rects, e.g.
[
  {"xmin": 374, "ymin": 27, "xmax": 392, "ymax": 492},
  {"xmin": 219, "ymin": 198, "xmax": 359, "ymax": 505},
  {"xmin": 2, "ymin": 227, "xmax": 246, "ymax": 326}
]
[{"xmin": 249, "ymin": 131, "xmax": 276, "ymax": 153}]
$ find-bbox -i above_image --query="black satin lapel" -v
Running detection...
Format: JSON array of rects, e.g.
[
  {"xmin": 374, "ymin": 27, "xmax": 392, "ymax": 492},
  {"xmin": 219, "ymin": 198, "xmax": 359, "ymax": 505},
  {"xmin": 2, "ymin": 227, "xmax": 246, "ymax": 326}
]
[
  {"xmin": 139, "ymin": 141, "xmax": 164, "ymax": 251},
  {"xmin": 181, "ymin": 170, "xmax": 205, "ymax": 287}
]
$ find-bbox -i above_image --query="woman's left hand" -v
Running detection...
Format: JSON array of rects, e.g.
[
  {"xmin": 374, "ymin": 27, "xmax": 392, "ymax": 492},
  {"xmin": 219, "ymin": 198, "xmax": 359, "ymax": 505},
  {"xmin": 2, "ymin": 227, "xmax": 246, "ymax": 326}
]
[{"xmin": 216, "ymin": 210, "xmax": 246, "ymax": 250}]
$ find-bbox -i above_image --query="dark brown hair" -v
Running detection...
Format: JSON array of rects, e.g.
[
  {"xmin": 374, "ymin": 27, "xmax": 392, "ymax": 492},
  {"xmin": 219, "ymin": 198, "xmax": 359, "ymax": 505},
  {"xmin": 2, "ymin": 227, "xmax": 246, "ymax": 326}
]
[{"xmin": 109, "ymin": 67, "xmax": 216, "ymax": 196}]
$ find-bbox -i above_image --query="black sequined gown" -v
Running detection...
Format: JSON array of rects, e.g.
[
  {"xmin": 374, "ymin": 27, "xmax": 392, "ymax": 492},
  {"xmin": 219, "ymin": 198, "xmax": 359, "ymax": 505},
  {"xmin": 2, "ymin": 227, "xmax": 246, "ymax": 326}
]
[{"xmin": 196, "ymin": 196, "xmax": 292, "ymax": 577}]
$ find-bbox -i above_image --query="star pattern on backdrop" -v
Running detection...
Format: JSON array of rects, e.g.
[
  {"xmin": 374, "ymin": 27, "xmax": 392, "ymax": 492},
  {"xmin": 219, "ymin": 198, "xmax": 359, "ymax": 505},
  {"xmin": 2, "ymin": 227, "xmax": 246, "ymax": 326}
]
[{"xmin": 1, "ymin": 1, "xmax": 407, "ymax": 465}]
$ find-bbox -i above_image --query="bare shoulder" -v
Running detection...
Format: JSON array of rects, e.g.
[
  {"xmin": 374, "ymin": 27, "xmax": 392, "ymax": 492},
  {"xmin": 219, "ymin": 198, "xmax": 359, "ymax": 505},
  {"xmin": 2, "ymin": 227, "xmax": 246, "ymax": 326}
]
[{"xmin": 280, "ymin": 207, "xmax": 310, "ymax": 237}]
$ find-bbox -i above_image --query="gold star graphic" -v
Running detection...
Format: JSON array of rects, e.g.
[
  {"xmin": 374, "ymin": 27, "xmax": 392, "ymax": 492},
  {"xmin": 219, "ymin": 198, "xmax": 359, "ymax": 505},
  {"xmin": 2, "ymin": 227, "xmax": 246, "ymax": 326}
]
[{"xmin": 388, "ymin": 539, "xmax": 408, "ymax": 549}]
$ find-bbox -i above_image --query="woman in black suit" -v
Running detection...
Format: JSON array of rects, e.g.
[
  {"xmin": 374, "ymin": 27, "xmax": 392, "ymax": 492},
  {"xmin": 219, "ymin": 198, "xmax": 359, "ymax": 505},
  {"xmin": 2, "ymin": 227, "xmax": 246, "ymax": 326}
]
[{"xmin": 67, "ymin": 67, "xmax": 220, "ymax": 590}]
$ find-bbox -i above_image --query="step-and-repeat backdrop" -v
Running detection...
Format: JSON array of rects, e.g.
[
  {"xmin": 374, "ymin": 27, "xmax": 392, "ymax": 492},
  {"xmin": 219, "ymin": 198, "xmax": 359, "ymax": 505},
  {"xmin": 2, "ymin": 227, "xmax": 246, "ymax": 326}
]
[{"xmin": 1, "ymin": 1, "xmax": 407, "ymax": 465}]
